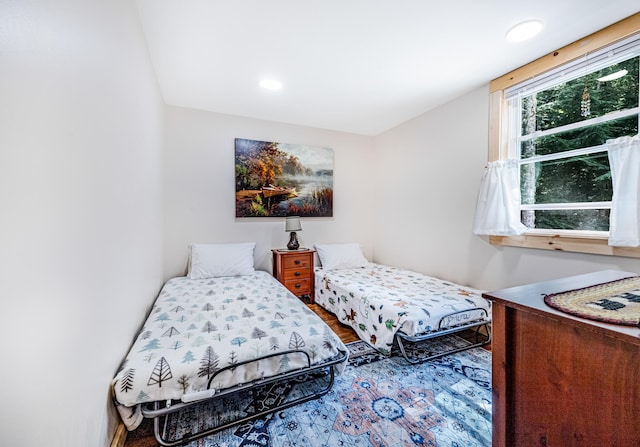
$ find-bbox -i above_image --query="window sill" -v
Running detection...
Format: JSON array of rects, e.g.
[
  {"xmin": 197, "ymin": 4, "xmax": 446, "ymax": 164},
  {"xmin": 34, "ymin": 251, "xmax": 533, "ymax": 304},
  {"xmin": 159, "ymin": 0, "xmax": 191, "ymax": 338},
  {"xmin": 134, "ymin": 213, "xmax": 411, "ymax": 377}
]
[{"xmin": 489, "ymin": 233, "xmax": 640, "ymax": 258}]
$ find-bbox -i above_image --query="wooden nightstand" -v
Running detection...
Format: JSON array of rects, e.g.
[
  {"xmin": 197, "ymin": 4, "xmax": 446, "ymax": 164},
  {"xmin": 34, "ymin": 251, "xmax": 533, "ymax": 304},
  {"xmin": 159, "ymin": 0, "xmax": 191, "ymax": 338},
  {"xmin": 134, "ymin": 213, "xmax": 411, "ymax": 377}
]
[{"xmin": 272, "ymin": 249, "xmax": 315, "ymax": 304}]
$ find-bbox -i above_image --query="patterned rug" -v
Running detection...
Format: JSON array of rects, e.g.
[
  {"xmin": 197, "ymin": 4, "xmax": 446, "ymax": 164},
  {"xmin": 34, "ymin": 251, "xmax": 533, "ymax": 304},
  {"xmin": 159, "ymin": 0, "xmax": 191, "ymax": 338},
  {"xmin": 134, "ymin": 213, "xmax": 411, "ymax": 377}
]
[
  {"xmin": 162, "ymin": 341, "xmax": 491, "ymax": 447},
  {"xmin": 544, "ymin": 276, "xmax": 640, "ymax": 325}
]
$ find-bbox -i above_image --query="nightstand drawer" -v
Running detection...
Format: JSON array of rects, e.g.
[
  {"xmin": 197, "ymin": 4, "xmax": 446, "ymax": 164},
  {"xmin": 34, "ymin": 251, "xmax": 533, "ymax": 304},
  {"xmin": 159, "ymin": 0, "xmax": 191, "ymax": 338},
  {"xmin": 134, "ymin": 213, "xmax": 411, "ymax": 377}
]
[
  {"xmin": 284, "ymin": 278, "xmax": 312, "ymax": 295},
  {"xmin": 283, "ymin": 266, "xmax": 311, "ymax": 281},
  {"xmin": 282, "ymin": 253, "xmax": 312, "ymax": 269}
]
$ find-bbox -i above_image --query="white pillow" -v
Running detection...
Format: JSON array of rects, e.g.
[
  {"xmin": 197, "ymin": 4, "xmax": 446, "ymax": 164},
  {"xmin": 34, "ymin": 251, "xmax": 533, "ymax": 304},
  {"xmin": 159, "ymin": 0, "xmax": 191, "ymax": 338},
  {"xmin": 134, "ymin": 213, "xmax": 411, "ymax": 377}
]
[
  {"xmin": 315, "ymin": 243, "xmax": 368, "ymax": 270},
  {"xmin": 188, "ymin": 243, "xmax": 256, "ymax": 279}
]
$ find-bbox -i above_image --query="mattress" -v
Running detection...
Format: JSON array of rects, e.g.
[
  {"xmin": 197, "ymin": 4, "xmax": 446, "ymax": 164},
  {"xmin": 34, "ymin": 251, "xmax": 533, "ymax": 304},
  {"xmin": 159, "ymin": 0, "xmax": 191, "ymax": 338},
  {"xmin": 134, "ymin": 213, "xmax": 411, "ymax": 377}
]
[
  {"xmin": 113, "ymin": 271, "xmax": 348, "ymax": 430},
  {"xmin": 314, "ymin": 263, "xmax": 491, "ymax": 354}
]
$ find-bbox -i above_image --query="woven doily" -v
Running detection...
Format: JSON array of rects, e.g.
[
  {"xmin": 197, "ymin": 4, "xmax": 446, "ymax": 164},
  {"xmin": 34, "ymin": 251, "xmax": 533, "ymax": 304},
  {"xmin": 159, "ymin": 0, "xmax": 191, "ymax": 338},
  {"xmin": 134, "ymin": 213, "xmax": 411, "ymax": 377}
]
[{"xmin": 544, "ymin": 276, "xmax": 640, "ymax": 326}]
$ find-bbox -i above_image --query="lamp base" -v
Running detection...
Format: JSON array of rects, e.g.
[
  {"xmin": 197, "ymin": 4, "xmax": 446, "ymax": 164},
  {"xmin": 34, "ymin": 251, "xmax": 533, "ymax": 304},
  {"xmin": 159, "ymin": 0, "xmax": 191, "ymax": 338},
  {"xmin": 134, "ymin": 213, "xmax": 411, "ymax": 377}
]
[{"xmin": 287, "ymin": 232, "xmax": 300, "ymax": 250}]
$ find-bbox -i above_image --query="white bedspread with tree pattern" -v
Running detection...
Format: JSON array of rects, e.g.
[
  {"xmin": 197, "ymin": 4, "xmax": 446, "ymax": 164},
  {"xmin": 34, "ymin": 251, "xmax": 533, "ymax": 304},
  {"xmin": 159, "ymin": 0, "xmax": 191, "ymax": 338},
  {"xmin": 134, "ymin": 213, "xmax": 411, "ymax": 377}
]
[{"xmin": 112, "ymin": 271, "xmax": 347, "ymax": 430}]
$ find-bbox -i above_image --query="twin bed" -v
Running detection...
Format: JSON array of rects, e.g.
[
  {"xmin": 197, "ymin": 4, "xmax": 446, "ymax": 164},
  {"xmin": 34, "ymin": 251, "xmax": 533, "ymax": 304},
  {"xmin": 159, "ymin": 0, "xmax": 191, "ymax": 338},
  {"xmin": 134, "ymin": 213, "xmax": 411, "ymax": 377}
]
[
  {"xmin": 112, "ymin": 242, "xmax": 491, "ymax": 445},
  {"xmin": 313, "ymin": 243, "xmax": 491, "ymax": 362},
  {"xmin": 112, "ymin": 243, "xmax": 348, "ymax": 446}
]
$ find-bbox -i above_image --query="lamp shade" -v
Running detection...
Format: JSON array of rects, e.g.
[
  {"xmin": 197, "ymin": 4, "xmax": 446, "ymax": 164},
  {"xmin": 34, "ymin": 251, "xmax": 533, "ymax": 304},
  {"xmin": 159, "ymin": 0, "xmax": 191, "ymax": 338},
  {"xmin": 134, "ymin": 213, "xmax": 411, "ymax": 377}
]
[{"xmin": 285, "ymin": 216, "xmax": 302, "ymax": 232}]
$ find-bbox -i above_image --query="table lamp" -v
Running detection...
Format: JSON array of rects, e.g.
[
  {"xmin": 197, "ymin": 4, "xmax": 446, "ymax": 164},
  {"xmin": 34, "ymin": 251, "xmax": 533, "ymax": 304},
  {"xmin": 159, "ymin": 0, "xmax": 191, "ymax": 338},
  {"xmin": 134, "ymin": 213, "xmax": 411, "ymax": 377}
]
[{"xmin": 285, "ymin": 216, "xmax": 302, "ymax": 250}]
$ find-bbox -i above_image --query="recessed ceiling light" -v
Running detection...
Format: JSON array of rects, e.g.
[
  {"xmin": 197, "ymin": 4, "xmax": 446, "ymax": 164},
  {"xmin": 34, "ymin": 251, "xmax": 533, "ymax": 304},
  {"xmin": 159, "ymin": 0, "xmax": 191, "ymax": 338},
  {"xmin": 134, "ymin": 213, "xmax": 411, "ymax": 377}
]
[
  {"xmin": 506, "ymin": 20, "xmax": 543, "ymax": 42},
  {"xmin": 259, "ymin": 79, "xmax": 283, "ymax": 90},
  {"xmin": 597, "ymin": 70, "xmax": 628, "ymax": 82}
]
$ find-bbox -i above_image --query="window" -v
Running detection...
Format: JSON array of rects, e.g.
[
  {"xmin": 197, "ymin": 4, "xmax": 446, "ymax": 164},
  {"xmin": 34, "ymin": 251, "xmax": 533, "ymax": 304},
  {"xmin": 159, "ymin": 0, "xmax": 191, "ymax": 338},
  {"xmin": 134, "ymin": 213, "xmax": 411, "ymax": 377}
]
[
  {"xmin": 508, "ymin": 41, "xmax": 640, "ymax": 233},
  {"xmin": 488, "ymin": 13, "xmax": 640, "ymax": 257}
]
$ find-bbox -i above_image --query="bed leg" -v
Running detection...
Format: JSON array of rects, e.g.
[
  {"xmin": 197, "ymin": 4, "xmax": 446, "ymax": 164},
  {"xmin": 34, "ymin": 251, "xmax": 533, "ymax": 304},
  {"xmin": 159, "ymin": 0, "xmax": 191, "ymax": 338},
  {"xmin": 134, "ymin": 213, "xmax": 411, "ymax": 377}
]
[
  {"xmin": 395, "ymin": 322, "xmax": 492, "ymax": 364},
  {"xmin": 396, "ymin": 337, "xmax": 421, "ymax": 364}
]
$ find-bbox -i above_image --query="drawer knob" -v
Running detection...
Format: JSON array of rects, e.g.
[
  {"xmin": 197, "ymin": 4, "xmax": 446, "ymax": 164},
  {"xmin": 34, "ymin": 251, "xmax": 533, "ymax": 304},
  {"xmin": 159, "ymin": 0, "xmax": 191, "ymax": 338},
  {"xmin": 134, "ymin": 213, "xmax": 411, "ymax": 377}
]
[
  {"xmin": 295, "ymin": 260, "xmax": 301, "ymax": 264},
  {"xmin": 295, "ymin": 283, "xmax": 301, "ymax": 288},
  {"xmin": 295, "ymin": 271, "xmax": 301, "ymax": 276}
]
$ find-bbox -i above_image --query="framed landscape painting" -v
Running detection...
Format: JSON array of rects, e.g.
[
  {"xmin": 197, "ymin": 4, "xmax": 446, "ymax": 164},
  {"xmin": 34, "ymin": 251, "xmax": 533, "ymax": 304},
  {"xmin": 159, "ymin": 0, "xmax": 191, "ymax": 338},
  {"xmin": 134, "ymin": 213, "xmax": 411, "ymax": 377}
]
[{"xmin": 235, "ymin": 138, "xmax": 334, "ymax": 218}]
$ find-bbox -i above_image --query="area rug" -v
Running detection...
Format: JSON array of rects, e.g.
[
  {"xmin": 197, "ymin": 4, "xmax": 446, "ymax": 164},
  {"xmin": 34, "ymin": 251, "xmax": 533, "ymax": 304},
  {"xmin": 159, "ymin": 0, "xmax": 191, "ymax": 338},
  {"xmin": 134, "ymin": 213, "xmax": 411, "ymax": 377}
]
[
  {"xmin": 544, "ymin": 275, "xmax": 640, "ymax": 325},
  {"xmin": 164, "ymin": 341, "xmax": 492, "ymax": 447}
]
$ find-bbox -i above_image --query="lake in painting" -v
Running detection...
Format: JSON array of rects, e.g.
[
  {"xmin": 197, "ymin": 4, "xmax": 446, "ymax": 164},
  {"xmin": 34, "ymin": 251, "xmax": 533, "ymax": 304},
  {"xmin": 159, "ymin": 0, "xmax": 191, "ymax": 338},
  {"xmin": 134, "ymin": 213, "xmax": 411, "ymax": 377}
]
[{"xmin": 235, "ymin": 138, "xmax": 334, "ymax": 218}]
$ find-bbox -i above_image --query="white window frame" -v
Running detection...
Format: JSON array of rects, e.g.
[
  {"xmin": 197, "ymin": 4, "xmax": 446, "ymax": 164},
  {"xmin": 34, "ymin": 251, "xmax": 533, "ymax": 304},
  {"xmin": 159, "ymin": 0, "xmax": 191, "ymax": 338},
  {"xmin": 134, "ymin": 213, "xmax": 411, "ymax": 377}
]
[{"xmin": 488, "ymin": 13, "xmax": 640, "ymax": 258}]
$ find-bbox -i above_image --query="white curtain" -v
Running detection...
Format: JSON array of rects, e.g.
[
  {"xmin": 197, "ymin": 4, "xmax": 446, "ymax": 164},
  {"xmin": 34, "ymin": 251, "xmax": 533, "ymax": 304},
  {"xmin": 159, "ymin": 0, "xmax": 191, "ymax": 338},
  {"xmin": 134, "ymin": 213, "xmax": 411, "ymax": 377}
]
[
  {"xmin": 607, "ymin": 135, "xmax": 640, "ymax": 247},
  {"xmin": 473, "ymin": 159, "xmax": 528, "ymax": 236}
]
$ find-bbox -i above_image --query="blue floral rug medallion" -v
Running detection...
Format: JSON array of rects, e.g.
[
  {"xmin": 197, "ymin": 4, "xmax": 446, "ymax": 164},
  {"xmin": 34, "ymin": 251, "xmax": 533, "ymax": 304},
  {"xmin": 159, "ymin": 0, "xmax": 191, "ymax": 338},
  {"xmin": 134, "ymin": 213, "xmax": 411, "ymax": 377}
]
[{"xmin": 167, "ymin": 341, "xmax": 491, "ymax": 447}]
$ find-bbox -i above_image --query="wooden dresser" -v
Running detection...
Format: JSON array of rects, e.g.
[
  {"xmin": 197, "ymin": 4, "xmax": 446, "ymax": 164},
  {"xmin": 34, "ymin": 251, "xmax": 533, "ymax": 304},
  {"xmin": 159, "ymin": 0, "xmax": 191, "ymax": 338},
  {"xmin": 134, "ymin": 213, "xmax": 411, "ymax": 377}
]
[
  {"xmin": 272, "ymin": 249, "xmax": 315, "ymax": 304},
  {"xmin": 484, "ymin": 270, "xmax": 640, "ymax": 447}
]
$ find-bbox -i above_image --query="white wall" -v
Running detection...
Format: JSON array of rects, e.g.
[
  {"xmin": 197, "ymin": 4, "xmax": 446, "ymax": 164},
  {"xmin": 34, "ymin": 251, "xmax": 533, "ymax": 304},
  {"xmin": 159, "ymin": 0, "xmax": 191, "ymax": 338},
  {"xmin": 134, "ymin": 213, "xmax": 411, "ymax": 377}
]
[
  {"xmin": 373, "ymin": 85, "xmax": 640, "ymax": 291},
  {"xmin": 163, "ymin": 106, "xmax": 375, "ymax": 279},
  {"xmin": 0, "ymin": 1, "xmax": 164, "ymax": 446}
]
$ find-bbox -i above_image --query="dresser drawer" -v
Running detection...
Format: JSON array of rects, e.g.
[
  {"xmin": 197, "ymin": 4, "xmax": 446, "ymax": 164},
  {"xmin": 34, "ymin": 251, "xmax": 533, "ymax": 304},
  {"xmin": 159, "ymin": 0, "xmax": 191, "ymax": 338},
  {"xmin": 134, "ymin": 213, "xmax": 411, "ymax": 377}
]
[
  {"xmin": 284, "ymin": 278, "xmax": 312, "ymax": 295},
  {"xmin": 283, "ymin": 266, "xmax": 311, "ymax": 281},
  {"xmin": 282, "ymin": 253, "xmax": 313, "ymax": 269}
]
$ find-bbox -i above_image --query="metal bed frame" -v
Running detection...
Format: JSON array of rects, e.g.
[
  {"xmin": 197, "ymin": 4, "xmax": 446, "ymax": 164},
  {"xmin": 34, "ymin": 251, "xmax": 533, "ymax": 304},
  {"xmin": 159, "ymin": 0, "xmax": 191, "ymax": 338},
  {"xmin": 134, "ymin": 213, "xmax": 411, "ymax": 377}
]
[
  {"xmin": 394, "ymin": 307, "xmax": 491, "ymax": 364},
  {"xmin": 140, "ymin": 348, "xmax": 348, "ymax": 446}
]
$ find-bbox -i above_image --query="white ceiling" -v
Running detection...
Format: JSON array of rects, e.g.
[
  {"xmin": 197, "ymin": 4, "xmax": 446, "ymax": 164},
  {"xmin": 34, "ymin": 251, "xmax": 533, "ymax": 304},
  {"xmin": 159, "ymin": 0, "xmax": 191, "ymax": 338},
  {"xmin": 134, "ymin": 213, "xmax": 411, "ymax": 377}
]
[{"xmin": 135, "ymin": 1, "xmax": 639, "ymax": 136}]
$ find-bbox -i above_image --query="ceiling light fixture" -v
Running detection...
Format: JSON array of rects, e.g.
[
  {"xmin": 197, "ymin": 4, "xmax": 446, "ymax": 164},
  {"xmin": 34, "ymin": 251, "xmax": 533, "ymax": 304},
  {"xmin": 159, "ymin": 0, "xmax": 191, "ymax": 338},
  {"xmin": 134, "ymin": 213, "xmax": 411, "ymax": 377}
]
[
  {"xmin": 597, "ymin": 69, "xmax": 628, "ymax": 82},
  {"xmin": 506, "ymin": 19, "xmax": 543, "ymax": 43},
  {"xmin": 259, "ymin": 79, "xmax": 283, "ymax": 90}
]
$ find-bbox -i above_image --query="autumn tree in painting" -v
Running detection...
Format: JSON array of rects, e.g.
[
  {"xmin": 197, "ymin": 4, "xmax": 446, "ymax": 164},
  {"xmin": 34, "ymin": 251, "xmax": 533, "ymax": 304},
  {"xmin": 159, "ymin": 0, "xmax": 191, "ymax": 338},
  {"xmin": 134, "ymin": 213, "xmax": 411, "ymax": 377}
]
[{"xmin": 235, "ymin": 139, "xmax": 311, "ymax": 191}]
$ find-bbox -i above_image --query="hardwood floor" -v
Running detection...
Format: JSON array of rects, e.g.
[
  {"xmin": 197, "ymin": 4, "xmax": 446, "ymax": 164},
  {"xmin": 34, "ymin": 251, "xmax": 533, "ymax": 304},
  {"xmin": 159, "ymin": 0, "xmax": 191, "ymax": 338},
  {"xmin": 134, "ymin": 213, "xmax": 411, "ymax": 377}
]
[
  {"xmin": 120, "ymin": 303, "xmax": 358, "ymax": 447},
  {"xmin": 308, "ymin": 303, "xmax": 360, "ymax": 344}
]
